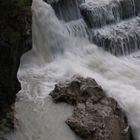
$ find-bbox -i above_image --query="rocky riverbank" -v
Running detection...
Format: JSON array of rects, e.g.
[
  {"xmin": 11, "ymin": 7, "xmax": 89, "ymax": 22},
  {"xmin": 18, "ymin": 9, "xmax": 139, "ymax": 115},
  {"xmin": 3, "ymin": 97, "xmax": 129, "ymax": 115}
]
[
  {"xmin": 0, "ymin": 0, "xmax": 32, "ymax": 133},
  {"xmin": 50, "ymin": 76, "xmax": 133, "ymax": 140}
]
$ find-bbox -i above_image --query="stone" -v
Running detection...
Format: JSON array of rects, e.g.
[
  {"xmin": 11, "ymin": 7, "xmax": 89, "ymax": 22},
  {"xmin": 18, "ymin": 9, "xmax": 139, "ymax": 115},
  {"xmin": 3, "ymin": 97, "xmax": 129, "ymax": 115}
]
[
  {"xmin": 92, "ymin": 16, "xmax": 140, "ymax": 56},
  {"xmin": 50, "ymin": 76, "xmax": 133, "ymax": 140},
  {"xmin": 44, "ymin": 0, "xmax": 85, "ymax": 21},
  {"xmin": 80, "ymin": 0, "xmax": 136, "ymax": 28},
  {"xmin": 0, "ymin": 0, "xmax": 32, "ymax": 133}
]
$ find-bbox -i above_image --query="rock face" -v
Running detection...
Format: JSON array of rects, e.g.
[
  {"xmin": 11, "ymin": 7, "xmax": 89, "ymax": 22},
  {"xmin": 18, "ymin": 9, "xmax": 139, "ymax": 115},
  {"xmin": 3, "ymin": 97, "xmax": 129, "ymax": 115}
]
[
  {"xmin": 50, "ymin": 76, "xmax": 133, "ymax": 140},
  {"xmin": 43, "ymin": 0, "xmax": 140, "ymax": 56},
  {"xmin": 92, "ymin": 17, "xmax": 140, "ymax": 56},
  {"xmin": 0, "ymin": 0, "xmax": 32, "ymax": 133},
  {"xmin": 80, "ymin": 0, "xmax": 135, "ymax": 29},
  {"xmin": 45, "ymin": 0, "xmax": 85, "ymax": 22}
]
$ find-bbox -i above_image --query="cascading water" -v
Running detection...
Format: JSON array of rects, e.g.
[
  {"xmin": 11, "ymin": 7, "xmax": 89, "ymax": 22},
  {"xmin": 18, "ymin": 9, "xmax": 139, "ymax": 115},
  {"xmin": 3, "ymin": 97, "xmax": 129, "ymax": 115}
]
[{"xmin": 3, "ymin": 0, "xmax": 140, "ymax": 140}]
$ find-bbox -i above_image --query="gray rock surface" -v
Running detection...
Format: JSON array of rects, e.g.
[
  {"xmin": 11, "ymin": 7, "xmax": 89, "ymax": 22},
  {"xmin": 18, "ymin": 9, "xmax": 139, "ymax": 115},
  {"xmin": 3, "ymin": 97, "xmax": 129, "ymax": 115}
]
[{"xmin": 50, "ymin": 76, "xmax": 133, "ymax": 140}]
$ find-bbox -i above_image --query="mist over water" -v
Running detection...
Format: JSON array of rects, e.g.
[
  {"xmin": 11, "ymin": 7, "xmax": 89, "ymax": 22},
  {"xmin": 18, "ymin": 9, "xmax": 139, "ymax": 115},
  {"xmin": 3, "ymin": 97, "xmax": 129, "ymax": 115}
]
[{"xmin": 4, "ymin": 0, "xmax": 140, "ymax": 140}]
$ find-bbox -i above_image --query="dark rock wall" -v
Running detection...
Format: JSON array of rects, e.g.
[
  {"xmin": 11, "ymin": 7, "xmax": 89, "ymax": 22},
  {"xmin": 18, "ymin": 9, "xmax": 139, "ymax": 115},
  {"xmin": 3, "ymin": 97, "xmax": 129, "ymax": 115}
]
[
  {"xmin": 47, "ymin": 0, "xmax": 85, "ymax": 22},
  {"xmin": 0, "ymin": 0, "xmax": 32, "ymax": 133}
]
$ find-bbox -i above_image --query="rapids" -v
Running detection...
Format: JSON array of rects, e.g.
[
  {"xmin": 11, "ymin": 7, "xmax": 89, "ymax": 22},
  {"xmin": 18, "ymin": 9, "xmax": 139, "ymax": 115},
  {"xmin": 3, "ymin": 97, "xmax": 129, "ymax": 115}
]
[{"xmin": 3, "ymin": 0, "xmax": 140, "ymax": 140}]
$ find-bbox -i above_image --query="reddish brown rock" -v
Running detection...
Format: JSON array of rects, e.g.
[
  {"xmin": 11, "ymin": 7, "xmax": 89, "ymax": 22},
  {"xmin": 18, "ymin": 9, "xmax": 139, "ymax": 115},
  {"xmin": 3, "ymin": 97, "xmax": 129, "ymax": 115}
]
[{"xmin": 50, "ymin": 76, "xmax": 133, "ymax": 140}]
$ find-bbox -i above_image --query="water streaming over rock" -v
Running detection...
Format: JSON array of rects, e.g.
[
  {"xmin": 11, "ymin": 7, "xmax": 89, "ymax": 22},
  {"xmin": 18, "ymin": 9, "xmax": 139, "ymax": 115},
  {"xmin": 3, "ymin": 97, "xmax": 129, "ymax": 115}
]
[
  {"xmin": 80, "ymin": 0, "xmax": 137, "ymax": 28},
  {"xmin": 50, "ymin": 0, "xmax": 85, "ymax": 21},
  {"xmin": 92, "ymin": 16, "xmax": 140, "ymax": 55},
  {"xmin": 3, "ymin": 0, "xmax": 140, "ymax": 140}
]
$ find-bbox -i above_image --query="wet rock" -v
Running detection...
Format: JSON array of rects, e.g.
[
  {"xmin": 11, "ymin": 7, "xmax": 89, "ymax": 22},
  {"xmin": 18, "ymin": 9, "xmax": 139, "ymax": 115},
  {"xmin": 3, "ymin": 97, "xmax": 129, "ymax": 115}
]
[
  {"xmin": 44, "ymin": 0, "xmax": 85, "ymax": 22},
  {"xmin": 80, "ymin": 0, "xmax": 136, "ymax": 28},
  {"xmin": 50, "ymin": 76, "xmax": 133, "ymax": 140},
  {"xmin": 118, "ymin": 0, "xmax": 136, "ymax": 19},
  {"xmin": 0, "ymin": 137, "xmax": 7, "ymax": 140},
  {"xmin": 0, "ymin": 0, "xmax": 32, "ymax": 133},
  {"xmin": 65, "ymin": 19, "xmax": 91, "ymax": 40},
  {"xmin": 134, "ymin": 0, "xmax": 140, "ymax": 15},
  {"xmin": 92, "ymin": 16, "xmax": 140, "ymax": 56},
  {"xmin": 44, "ymin": 0, "xmax": 61, "ymax": 4},
  {"xmin": 80, "ymin": 0, "xmax": 121, "ymax": 28}
]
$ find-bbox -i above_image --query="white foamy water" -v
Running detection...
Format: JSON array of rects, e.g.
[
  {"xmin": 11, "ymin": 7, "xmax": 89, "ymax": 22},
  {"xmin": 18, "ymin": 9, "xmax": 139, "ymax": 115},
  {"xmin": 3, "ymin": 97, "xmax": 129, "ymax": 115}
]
[{"xmin": 3, "ymin": 0, "xmax": 140, "ymax": 140}]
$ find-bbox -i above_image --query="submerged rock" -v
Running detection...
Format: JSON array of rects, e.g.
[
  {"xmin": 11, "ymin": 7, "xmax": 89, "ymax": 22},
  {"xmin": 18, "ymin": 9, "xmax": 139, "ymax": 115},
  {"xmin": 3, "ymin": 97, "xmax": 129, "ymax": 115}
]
[{"xmin": 50, "ymin": 76, "xmax": 133, "ymax": 140}]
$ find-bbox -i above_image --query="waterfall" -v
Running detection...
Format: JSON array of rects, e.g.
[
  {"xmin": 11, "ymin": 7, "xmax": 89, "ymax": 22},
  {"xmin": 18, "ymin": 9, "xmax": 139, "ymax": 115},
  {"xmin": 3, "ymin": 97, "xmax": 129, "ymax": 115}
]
[
  {"xmin": 50, "ymin": 0, "xmax": 85, "ymax": 21},
  {"xmin": 4, "ymin": 0, "xmax": 140, "ymax": 140}
]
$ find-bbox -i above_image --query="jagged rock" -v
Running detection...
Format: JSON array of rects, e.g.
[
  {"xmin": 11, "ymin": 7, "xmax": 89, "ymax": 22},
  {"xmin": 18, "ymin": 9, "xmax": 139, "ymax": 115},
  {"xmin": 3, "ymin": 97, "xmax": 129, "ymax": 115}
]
[
  {"xmin": 0, "ymin": 0, "xmax": 32, "ymax": 133},
  {"xmin": 50, "ymin": 76, "xmax": 133, "ymax": 140}
]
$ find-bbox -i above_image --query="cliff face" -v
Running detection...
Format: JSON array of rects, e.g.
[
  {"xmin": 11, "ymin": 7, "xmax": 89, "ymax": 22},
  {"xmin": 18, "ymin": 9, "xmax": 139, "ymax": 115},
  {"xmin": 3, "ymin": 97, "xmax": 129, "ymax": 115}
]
[{"xmin": 0, "ymin": 0, "xmax": 32, "ymax": 133}]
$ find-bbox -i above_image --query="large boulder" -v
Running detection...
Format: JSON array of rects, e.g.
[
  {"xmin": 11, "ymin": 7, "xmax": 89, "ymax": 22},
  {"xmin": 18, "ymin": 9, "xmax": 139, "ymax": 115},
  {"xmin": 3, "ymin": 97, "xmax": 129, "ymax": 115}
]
[
  {"xmin": 50, "ymin": 76, "xmax": 133, "ymax": 140},
  {"xmin": 0, "ymin": 0, "xmax": 32, "ymax": 133}
]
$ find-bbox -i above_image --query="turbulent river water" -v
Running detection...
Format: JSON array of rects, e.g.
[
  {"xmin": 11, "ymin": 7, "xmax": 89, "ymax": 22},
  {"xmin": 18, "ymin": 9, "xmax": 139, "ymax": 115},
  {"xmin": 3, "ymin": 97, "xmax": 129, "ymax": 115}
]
[{"xmin": 3, "ymin": 0, "xmax": 140, "ymax": 140}]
